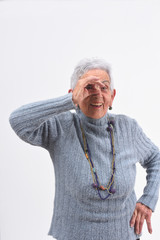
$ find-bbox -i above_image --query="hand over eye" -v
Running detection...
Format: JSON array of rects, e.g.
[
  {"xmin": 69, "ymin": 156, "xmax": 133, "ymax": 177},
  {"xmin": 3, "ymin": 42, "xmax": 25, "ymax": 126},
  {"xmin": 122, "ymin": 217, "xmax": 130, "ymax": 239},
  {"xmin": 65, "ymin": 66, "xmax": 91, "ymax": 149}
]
[{"xmin": 72, "ymin": 76, "xmax": 105, "ymax": 105}]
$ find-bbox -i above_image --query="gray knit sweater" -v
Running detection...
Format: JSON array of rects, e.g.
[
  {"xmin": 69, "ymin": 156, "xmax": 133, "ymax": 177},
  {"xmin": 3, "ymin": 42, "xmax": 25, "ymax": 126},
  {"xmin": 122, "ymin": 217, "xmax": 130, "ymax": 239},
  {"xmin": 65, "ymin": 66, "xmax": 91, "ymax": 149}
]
[{"xmin": 9, "ymin": 93, "xmax": 160, "ymax": 240}]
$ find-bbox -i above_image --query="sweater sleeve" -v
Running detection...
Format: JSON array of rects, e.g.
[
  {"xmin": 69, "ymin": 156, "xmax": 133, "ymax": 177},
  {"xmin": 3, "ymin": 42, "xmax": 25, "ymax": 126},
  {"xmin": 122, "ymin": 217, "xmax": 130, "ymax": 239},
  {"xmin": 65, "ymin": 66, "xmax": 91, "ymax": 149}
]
[
  {"xmin": 9, "ymin": 93, "xmax": 76, "ymax": 150},
  {"xmin": 133, "ymin": 120, "xmax": 160, "ymax": 211}
]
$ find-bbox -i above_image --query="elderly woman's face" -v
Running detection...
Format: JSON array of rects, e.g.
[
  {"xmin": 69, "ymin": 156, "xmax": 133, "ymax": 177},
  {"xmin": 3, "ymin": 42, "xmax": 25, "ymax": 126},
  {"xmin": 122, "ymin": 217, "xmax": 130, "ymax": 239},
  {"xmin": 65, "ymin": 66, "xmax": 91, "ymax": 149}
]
[{"xmin": 79, "ymin": 69, "xmax": 116, "ymax": 119}]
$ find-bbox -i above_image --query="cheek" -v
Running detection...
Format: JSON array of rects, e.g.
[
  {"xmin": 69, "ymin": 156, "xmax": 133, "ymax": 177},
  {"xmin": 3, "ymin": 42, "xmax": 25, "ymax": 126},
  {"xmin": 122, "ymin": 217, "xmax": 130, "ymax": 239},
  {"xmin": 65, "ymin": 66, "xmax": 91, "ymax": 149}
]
[
  {"xmin": 104, "ymin": 95, "xmax": 112, "ymax": 105},
  {"xmin": 79, "ymin": 99, "xmax": 90, "ymax": 110}
]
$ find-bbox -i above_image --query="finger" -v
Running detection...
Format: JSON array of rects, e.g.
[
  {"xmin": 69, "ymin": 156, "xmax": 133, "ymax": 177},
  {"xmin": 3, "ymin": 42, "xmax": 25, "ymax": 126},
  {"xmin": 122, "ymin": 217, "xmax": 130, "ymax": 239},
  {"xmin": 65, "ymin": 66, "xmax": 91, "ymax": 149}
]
[
  {"xmin": 80, "ymin": 76, "xmax": 106, "ymax": 87},
  {"xmin": 139, "ymin": 214, "xmax": 145, "ymax": 234},
  {"xmin": 79, "ymin": 76, "xmax": 100, "ymax": 86},
  {"xmin": 80, "ymin": 75, "xmax": 99, "ymax": 81},
  {"xmin": 91, "ymin": 81, "xmax": 106, "ymax": 89},
  {"xmin": 85, "ymin": 81, "xmax": 106, "ymax": 91},
  {"xmin": 85, "ymin": 83, "xmax": 106, "ymax": 92},
  {"xmin": 146, "ymin": 216, "xmax": 152, "ymax": 234},
  {"xmin": 130, "ymin": 210, "xmax": 137, "ymax": 228},
  {"xmin": 135, "ymin": 212, "xmax": 141, "ymax": 235}
]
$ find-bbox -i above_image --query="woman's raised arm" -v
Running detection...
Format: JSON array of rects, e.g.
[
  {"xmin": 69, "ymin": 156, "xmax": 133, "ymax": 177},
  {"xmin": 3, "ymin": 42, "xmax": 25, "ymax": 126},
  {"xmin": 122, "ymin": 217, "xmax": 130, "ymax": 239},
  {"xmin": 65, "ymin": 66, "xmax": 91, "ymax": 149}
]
[{"xmin": 9, "ymin": 93, "xmax": 76, "ymax": 149}]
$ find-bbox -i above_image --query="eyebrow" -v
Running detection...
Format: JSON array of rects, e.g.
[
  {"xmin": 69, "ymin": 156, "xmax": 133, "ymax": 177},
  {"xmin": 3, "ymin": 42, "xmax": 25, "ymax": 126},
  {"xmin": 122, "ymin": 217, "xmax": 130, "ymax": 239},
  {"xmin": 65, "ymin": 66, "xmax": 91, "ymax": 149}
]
[{"xmin": 102, "ymin": 80, "xmax": 110, "ymax": 84}]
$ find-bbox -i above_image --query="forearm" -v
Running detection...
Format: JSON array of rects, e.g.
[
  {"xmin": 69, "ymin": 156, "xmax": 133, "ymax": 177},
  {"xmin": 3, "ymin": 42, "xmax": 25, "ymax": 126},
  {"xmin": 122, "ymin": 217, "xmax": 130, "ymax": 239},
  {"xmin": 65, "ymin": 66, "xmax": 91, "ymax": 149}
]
[
  {"xmin": 9, "ymin": 93, "xmax": 75, "ymax": 145},
  {"xmin": 137, "ymin": 151, "xmax": 160, "ymax": 211},
  {"xmin": 134, "ymin": 120, "xmax": 160, "ymax": 211}
]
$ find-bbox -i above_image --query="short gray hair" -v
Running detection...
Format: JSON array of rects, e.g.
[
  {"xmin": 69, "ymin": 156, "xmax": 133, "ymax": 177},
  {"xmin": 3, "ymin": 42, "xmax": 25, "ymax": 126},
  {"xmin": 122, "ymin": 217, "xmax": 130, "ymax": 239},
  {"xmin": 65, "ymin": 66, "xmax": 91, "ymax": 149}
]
[{"xmin": 70, "ymin": 57, "xmax": 114, "ymax": 91}]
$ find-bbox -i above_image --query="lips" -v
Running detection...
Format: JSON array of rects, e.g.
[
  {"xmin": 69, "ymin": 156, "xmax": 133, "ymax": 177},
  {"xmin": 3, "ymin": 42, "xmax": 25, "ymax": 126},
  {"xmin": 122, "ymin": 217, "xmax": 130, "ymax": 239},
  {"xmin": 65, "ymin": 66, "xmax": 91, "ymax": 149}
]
[{"xmin": 90, "ymin": 103, "xmax": 103, "ymax": 108}]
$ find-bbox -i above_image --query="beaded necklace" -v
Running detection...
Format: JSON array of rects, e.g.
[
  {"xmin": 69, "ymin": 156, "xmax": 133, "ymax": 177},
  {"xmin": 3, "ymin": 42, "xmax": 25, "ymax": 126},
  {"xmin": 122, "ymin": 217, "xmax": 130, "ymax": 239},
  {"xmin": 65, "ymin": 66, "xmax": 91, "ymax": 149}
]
[{"xmin": 79, "ymin": 117, "xmax": 116, "ymax": 200}]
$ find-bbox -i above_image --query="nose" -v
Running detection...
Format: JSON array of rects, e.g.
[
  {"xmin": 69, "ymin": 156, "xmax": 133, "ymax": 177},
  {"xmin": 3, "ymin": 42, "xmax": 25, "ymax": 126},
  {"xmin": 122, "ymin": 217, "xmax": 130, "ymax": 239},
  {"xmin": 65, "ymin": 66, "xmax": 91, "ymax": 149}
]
[{"xmin": 92, "ymin": 84, "xmax": 103, "ymax": 96}]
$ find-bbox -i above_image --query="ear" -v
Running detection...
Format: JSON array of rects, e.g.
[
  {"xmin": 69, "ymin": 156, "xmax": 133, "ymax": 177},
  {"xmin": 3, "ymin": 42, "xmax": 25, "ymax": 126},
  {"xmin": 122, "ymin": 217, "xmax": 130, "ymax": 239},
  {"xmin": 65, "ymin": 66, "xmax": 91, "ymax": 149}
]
[
  {"xmin": 68, "ymin": 89, "xmax": 73, "ymax": 93},
  {"xmin": 110, "ymin": 89, "xmax": 116, "ymax": 107}
]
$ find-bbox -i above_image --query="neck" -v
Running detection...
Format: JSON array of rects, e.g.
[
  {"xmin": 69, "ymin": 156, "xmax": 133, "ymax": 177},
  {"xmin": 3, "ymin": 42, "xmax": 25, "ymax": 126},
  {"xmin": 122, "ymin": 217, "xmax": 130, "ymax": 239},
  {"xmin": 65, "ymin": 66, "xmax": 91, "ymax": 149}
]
[{"xmin": 76, "ymin": 108, "xmax": 109, "ymax": 126}]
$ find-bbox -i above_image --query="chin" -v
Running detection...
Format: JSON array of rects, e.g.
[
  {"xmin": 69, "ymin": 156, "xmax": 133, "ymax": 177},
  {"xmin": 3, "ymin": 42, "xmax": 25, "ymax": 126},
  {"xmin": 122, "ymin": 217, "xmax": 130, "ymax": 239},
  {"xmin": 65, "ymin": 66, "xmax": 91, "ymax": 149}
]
[{"xmin": 89, "ymin": 113, "xmax": 105, "ymax": 119}]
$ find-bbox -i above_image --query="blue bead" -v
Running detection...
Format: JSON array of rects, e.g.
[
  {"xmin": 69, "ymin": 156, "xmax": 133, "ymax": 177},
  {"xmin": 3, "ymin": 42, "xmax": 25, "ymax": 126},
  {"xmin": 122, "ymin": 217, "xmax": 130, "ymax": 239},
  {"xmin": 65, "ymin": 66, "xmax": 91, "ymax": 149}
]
[{"xmin": 92, "ymin": 167, "xmax": 96, "ymax": 173}]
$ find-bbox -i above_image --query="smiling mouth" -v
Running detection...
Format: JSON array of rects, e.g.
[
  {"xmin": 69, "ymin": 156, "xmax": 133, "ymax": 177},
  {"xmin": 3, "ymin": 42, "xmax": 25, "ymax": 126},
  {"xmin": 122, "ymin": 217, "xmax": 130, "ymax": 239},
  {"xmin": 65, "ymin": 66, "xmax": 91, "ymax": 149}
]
[{"xmin": 90, "ymin": 103, "xmax": 103, "ymax": 108}]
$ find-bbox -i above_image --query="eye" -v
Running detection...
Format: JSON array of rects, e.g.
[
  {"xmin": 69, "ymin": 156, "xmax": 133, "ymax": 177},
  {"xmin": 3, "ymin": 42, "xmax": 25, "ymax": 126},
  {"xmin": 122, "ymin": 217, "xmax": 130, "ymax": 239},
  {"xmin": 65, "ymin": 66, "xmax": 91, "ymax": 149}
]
[
  {"xmin": 101, "ymin": 86, "xmax": 108, "ymax": 91},
  {"xmin": 85, "ymin": 84, "xmax": 93, "ymax": 90}
]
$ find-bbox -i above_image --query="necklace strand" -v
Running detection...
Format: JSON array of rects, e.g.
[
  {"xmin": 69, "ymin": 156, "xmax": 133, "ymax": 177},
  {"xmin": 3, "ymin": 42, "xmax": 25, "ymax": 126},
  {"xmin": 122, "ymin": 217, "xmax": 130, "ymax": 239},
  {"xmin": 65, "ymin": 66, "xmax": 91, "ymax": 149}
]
[{"xmin": 79, "ymin": 118, "xmax": 116, "ymax": 200}]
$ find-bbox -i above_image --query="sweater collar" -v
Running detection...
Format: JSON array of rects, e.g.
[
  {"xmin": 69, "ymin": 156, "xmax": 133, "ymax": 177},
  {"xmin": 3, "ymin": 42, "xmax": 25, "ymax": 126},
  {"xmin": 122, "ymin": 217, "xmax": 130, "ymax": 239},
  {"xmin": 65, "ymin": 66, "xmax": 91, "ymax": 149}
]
[{"xmin": 76, "ymin": 108, "xmax": 109, "ymax": 126}]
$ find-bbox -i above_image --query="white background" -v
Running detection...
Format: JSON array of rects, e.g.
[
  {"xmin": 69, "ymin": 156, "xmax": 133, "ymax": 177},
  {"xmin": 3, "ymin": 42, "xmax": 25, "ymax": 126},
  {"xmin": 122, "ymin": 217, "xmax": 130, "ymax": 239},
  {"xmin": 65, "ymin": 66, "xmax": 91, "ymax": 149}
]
[{"xmin": 0, "ymin": 0, "xmax": 160, "ymax": 240}]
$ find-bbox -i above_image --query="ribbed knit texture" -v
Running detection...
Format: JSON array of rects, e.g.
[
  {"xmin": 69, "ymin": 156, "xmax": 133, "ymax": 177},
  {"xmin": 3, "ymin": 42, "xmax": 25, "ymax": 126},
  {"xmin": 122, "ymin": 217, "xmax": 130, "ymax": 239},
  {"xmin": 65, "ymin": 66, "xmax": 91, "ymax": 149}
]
[{"xmin": 9, "ymin": 93, "xmax": 160, "ymax": 240}]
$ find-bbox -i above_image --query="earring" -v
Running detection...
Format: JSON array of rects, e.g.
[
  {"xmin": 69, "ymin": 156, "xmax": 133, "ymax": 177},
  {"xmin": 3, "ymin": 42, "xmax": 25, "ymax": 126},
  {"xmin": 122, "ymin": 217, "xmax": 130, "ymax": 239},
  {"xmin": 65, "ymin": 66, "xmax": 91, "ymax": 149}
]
[
  {"xmin": 109, "ymin": 106, "xmax": 112, "ymax": 110},
  {"xmin": 68, "ymin": 89, "xmax": 73, "ymax": 93}
]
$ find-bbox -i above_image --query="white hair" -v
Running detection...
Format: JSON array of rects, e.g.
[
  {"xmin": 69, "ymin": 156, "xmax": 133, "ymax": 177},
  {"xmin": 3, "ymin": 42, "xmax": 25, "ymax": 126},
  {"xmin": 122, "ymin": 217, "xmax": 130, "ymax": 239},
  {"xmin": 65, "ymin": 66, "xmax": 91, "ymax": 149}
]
[{"xmin": 70, "ymin": 57, "xmax": 114, "ymax": 92}]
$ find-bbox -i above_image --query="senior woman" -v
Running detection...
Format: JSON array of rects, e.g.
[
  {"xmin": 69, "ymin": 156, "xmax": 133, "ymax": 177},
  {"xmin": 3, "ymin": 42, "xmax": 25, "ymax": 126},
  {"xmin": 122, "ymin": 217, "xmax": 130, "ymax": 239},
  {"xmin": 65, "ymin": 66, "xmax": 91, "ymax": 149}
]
[{"xmin": 9, "ymin": 58, "xmax": 160, "ymax": 240}]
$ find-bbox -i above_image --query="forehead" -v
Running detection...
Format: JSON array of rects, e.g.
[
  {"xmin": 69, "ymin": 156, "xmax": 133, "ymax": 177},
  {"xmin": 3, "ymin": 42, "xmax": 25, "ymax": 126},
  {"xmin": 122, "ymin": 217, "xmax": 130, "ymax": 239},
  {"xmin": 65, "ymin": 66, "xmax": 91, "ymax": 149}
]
[{"xmin": 81, "ymin": 69, "xmax": 110, "ymax": 81}]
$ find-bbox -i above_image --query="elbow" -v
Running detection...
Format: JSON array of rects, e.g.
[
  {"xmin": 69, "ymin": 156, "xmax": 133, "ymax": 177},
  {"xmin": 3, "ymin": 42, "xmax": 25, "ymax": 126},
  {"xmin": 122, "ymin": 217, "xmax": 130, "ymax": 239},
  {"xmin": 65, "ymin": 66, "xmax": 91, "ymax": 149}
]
[{"xmin": 9, "ymin": 111, "xmax": 16, "ymax": 130}]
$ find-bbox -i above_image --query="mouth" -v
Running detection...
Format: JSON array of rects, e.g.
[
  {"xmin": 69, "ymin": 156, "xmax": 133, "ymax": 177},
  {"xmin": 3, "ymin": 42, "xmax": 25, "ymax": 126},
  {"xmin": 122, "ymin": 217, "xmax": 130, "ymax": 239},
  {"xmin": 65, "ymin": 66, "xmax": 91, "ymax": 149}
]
[{"xmin": 90, "ymin": 103, "xmax": 103, "ymax": 108}]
